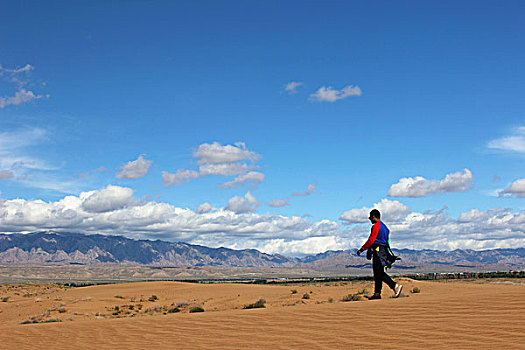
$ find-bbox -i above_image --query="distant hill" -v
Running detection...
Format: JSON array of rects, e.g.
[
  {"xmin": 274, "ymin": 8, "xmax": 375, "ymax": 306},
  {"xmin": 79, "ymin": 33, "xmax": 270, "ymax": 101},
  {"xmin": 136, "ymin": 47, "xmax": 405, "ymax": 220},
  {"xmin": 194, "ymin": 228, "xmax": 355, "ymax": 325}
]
[
  {"xmin": 1, "ymin": 231, "xmax": 524, "ymax": 271},
  {"xmin": 0, "ymin": 232, "xmax": 296, "ymax": 267},
  {"xmin": 295, "ymin": 247, "xmax": 525, "ymax": 271}
]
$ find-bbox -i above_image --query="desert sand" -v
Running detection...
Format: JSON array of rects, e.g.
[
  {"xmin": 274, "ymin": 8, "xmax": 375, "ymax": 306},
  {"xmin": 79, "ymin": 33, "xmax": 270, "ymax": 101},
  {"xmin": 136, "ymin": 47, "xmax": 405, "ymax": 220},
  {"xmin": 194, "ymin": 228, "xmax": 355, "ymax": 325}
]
[{"xmin": 1, "ymin": 278, "xmax": 524, "ymax": 349}]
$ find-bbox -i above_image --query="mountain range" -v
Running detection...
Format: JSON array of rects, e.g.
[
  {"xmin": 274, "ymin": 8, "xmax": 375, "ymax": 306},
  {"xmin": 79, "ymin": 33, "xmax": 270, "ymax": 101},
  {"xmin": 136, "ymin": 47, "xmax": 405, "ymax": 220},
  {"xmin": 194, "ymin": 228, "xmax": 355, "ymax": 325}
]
[{"xmin": 1, "ymin": 231, "xmax": 524, "ymax": 271}]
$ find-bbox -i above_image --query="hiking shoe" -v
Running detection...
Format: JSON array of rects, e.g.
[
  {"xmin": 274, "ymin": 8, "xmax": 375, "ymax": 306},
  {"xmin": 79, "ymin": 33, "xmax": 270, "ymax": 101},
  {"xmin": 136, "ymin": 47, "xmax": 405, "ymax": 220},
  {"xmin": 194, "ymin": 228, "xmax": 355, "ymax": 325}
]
[
  {"xmin": 394, "ymin": 284, "xmax": 403, "ymax": 298},
  {"xmin": 366, "ymin": 293, "xmax": 381, "ymax": 300}
]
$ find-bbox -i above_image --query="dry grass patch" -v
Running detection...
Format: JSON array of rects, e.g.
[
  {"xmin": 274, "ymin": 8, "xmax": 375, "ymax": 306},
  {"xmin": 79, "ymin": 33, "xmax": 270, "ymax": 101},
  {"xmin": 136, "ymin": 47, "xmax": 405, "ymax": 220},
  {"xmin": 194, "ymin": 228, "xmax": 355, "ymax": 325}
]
[{"xmin": 243, "ymin": 299, "xmax": 266, "ymax": 309}]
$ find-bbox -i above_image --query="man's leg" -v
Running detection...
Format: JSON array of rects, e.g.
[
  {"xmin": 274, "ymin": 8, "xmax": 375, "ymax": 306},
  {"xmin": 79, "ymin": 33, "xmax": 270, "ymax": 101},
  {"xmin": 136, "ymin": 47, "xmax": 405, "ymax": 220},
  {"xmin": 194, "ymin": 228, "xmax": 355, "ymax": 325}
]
[
  {"xmin": 382, "ymin": 270, "xmax": 396, "ymax": 291},
  {"xmin": 372, "ymin": 254, "xmax": 383, "ymax": 295}
]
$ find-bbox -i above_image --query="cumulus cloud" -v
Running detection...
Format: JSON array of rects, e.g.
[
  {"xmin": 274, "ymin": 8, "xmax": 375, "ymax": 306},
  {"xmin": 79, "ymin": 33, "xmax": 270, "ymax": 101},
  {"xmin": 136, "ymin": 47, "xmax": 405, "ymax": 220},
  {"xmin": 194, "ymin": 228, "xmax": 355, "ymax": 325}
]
[
  {"xmin": 498, "ymin": 178, "xmax": 525, "ymax": 198},
  {"xmin": 267, "ymin": 197, "xmax": 290, "ymax": 208},
  {"xmin": 162, "ymin": 169, "xmax": 200, "ymax": 186},
  {"xmin": 487, "ymin": 126, "xmax": 525, "ymax": 153},
  {"xmin": 194, "ymin": 142, "xmax": 259, "ymax": 164},
  {"xmin": 163, "ymin": 142, "xmax": 264, "ymax": 188},
  {"xmin": 219, "ymin": 171, "xmax": 265, "ymax": 189},
  {"xmin": 115, "ymin": 155, "xmax": 153, "ymax": 179},
  {"xmin": 387, "ymin": 169, "xmax": 473, "ymax": 198},
  {"xmin": 198, "ymin": 163, "xmax": 251, "ymax": 176},
  {"xmin": 458, "ymin": 208, "xmax": 490, "ymax": 222},
  {"xmin": 339, "ymin": 198, "xmax": 411, "ymax": 224},
  {"xmin": 81, "ymin": 185, "xmax": 135, "ymax": 213},
  {"xmin": 284, "ymin": 81, "xmax": 303, "ymax": 94},
  {"xmin": 255, "ymin": 235, "xmax": 345, "ymax": 256},
  {"xmin": 225, "ymin": 192, "xmax": 260, "ymax": 213},
  {"xmin": 1, "ymin": 186, "xmax": 525, "ymax": 253},
  {"xmin": 339, "ymin": 200, "xmax": 525, "ymax": 250},
  {"xmin": 0, "ymin": 185, "xmax": 339, "ymax": 248},
  {"xmin": 309, "ymin": 85, "xmax": 362, "ymax": 102},
  {"xmin": 292, "ymin": 184, "xmax": 315, "ymax": 197},
  {"xmin": 195, "ymin": 202, "xmax": 214, "ymax": 214},
  {"xmin": 0, "ymin": 64, "xmax": 48, "ymax": 108}
]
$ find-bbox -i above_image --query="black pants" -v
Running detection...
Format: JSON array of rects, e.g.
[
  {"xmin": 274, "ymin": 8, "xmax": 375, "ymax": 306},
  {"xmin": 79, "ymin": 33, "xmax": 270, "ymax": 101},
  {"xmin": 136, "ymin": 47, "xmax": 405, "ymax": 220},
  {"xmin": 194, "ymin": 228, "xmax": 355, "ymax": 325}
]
[{"xmin": 373, "ymin": 252, "xmax": 396, "ymax": 294}]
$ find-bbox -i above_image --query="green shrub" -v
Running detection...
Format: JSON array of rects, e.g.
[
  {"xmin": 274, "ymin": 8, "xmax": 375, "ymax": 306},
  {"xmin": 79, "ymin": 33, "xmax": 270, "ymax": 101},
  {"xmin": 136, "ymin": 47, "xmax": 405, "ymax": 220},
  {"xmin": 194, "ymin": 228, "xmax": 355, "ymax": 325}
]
[
  {"xmin": 114, "ymin": 295, "xmax": 125, "ymax": 299},
  {"xmin": 302, "ymin": 293, "xmax": 310, "ymax": 300},
  {"xmin": 411, "ymin": 287, "xmax": 421, "ymax": 294},
  {"xmin": 356, "ymin": 288, "xmax": 368, "ymax": 295},
  {"xmin": 1, "ymin": 297, "xmax": 9, "ymax": 302},
  {"xmin": 148, "ymin": 295, "xmax": 158, "ymax": 302},
  {"xmin": 341, "ymin": 294, "xmax": 360, "ymax": 302},
  {"xmin": 243, "ymin": 299, "xmax": 266, "ymax": 309},
  {"xmin": 291, "ymin": 289, "xmax": 297, "ymax": 294},
  {"xmin": 168, "ymin": 307, "xmax": 180, "ymax": 313},
  {"xmin": 189, "ymin": 306, "xmax": 204, "ymax": 313},
  {"xmin": 328, "ymin": 297, "xmax": 334, "ymax": 303}
]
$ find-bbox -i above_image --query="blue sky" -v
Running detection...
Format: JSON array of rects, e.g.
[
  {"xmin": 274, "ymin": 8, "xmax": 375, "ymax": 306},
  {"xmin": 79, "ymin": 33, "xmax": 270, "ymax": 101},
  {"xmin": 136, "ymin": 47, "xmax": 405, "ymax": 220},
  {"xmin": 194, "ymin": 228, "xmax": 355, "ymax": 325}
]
[{"xmin": 1, "ymin": 1, "xmax": 524, "ymax": 254}]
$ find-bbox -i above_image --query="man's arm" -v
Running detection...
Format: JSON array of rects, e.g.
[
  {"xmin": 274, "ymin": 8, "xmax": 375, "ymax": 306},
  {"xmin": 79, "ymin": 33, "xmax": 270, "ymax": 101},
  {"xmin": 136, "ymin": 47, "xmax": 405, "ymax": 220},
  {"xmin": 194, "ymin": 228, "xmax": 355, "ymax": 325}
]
[{"xmin": 357, "ymin": 223, "xmax": 380, "ymax": 255}]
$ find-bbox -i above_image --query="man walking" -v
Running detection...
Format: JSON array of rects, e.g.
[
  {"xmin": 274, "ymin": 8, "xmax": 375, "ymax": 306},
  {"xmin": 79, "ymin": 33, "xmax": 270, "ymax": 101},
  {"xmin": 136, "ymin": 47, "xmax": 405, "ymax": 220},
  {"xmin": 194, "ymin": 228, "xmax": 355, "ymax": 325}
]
[{"xmin": 357, "ymin": 209, "xmax": 403, "ymax": 300}]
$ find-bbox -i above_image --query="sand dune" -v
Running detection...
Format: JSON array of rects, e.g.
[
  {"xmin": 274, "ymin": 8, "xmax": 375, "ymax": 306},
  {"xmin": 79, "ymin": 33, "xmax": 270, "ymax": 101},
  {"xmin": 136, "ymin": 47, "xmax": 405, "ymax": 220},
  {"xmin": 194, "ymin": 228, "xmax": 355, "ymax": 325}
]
[{"xmin": 1, "ymin": 278, "xmax": 524, "ymax": 349}]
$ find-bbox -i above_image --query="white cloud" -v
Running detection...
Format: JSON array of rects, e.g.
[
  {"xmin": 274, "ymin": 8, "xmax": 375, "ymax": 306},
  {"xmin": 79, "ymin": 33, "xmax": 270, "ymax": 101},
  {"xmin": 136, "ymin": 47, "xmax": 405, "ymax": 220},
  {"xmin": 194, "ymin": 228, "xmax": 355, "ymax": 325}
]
[
  {"xmin": 225, "ymin": 192, "xmax": 260, "ymax": 213},
  {"xmin": 0, "ymin": 186, "xmax": 337, "ymax": 245},
  {"xmin": 256, "ymin": 235, "xmax": 345, "ymax": 256},
  {"xmin": 194, "ymin": 142, "xmax": 259, "ymax": 164},
  {"xmin": 498, "ymin": 178, "xmax": 525, "ymax": 198},
  {"xmin": 0, "ymin": 89, "xmax": 47, "ymax": 109},
  {"xmin": 339, "ymin": 198, "xmax": 411, "ymax": 224},
  {"xmin": 284, "ymin": 81, "xmax": 303, "ymax": 94},
  {"xmin": 81, "ymin": 185, "xmax": 135, "ymax": 213},
  {"xmin": 219, "ymin": 171, "xmax": 265, "ymax": 189},
  {"xmin": 1, "ymin": 187, "xmax": 525, "ymax": 253},
  {"xmin": 0, "ymin": 64, "xmax": 48, "ymax": 108},
  {"xmin": 458, "ymin": 208, "xmax": 490, "ymax": 222},
  {"xmin": 162, "ymin": 169, "xmax": 200, "ymax": 186},
  {"xmin": 309, "ymin": 85, "xmax": 362, "ymax": 102},
  {"xmin": 195, "ymin": 202, "xmax": 214, "ymax": 214},
  {"xmin": 340, "ymin": 200, "xmax": 525, "ymax": 250},
  {"xmin": 267, "ymin": 197, "xmax": 290, "ymax": 208},
  {"xmin": 115, "ymin": 155, "xmax": 153, "ymax": 179},
  {"xmin": 199, "ymin": 162, "xmax": 252, "ymax": 176},
  {"xmin": 292, "ymin": 184, "xmax": 315, "ymax": 197},
  {"xmin": 387, "ymin": 169, "xmax": 473, "ymax": 197},
  {"xmin": 163, "ymin": 142, "xmax": 264, "ymax": 188},
  {"xmin": 487, "ymin": 126, "xmax": 525, "ymax": 153}
]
